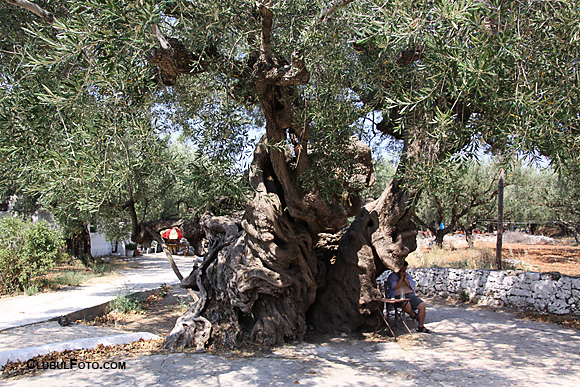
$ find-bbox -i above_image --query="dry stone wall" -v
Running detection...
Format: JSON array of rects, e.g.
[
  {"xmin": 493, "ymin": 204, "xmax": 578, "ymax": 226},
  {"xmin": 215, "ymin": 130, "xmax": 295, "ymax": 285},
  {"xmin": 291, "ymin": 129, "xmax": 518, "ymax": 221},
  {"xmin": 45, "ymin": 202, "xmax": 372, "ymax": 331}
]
[{"xmin": 378, "ymin": 268, "xmax": 580, "ymax": 316}]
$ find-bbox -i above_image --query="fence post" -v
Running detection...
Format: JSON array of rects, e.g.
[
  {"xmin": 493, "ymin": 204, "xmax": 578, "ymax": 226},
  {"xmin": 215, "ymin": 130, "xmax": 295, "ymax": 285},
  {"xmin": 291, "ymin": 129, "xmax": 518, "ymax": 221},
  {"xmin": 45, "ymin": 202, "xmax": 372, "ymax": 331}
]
[{"xmin": 496, "ymin": 169, "xmax": 504, "ymax": 269}]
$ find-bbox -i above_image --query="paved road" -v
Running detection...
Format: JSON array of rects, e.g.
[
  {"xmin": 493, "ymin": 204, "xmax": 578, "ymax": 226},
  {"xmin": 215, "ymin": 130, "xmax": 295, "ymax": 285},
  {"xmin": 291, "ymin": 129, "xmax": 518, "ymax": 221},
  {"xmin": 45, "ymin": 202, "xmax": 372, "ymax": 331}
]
[
  {"xmin": 2, "ymin": 255, "xmax": 579, "ymax": 386},
  {"xmin": 2, "ymin": 299, "xmax": 579, "ymax": 386},
  {"xmin": 0, "ymin": 253, "xmax": 193, "ymax": 331}
]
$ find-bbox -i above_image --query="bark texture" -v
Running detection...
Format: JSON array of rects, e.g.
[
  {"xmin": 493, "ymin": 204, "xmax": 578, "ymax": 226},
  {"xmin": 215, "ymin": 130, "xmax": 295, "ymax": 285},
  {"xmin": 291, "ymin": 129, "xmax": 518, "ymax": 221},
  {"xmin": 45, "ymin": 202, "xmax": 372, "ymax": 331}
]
[
  {"xmin": 140, "ymin": 2, "xmax": 417, "ymax": 349},
  {"xmin": 164, "ymin": 133, "xmax": 380, "ymax": 349},
  {"xmin": 308, "ymin": 177, "xmax": 417, "ymax": 333}
]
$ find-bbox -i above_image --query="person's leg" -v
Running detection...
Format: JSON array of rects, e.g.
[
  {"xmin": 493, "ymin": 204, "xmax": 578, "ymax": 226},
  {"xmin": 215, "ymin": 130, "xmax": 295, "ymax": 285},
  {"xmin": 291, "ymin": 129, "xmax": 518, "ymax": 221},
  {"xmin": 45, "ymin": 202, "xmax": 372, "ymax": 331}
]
[
  {"xmin": 401, "ymin": 301, "xmax": 417, "ymax": 318},
  {"xmin": 408, "ymin": 295, "xmax": 431, "ymax": 332},
  {"xmin": 415, "ymin": 301, "xmax": 431, "ymax": 332},
  {"xmin": 416, "ymin": 301, "xmax": 426, "ymax": 327}
]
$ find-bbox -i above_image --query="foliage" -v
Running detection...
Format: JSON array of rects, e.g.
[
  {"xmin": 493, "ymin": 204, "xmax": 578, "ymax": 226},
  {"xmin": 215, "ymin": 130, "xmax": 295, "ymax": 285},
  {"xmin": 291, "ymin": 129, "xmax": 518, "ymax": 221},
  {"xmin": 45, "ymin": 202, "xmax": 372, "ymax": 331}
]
[
  {"xmin": 124, "ymin": 242, "xmax": 137, "ymax": 250},
  {"xmin": 349, "ymin": 0, "xmax": 580, "ymax": 187},
  {"xmin": 541, "ymin": 162, "xmax": 580, "ymax": 241},
  {"xmin": 38, "ymin": 270, "xmax": 93, "ymax": 289},
  {"xmin": 458, "ymin": 289, "xmax": 470, "ymax": 303},
  {"xmin": 503, "ymin": 164, "xmax": 557, "ymax": 225},
  {"xmin": 362, "ymin": 157, "xmax": 397, "ymax": 199},
  {"xmin": 544, "ymin": 162, "xmax": 580, "ymax": 220},
  {"xmin": 411, "ymin": 158, "xmax": 580, "ymax": 240},
  {"xmin": 109, "ymin": 293, "xmax": 144, "ymax": 314},
  {"xmin": 2, "ymin": 0, "xmax": 579, "ymax": 230},
  {"xmin": 413, "ymin": 159, "xmax": 499, "ymax": 236},
  {"xmin": 0, "ymin": 0, "xmax": 247, "ymax": 244},
  {"xmin": 0, "ymin": 217, "xmax": 65, "ymax": 294}
]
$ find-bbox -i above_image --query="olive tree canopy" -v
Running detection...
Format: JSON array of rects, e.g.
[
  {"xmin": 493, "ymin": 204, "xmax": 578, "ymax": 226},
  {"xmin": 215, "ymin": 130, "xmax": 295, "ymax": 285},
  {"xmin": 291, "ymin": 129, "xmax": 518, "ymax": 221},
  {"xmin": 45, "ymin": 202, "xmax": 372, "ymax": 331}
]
[{"xmin": 1, "ymin": 0, "xmax": 579, "ymax": 349}]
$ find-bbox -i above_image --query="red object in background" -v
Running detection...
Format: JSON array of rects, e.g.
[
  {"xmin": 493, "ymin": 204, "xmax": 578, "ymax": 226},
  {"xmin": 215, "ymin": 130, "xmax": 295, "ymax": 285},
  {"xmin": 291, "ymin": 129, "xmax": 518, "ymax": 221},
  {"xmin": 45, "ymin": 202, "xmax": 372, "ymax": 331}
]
[{"xmin": 161, "ymin": 227, "xmax": 183, "ymax": 240}]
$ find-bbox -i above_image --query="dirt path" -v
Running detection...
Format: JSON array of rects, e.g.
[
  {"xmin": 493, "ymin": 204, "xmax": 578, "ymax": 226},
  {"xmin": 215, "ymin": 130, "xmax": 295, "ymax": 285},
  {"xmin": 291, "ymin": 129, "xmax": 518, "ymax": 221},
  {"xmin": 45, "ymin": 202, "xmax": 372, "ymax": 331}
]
[{"xmin": 80, "ymin": 285, "xmax": 191, "ymax": 336}]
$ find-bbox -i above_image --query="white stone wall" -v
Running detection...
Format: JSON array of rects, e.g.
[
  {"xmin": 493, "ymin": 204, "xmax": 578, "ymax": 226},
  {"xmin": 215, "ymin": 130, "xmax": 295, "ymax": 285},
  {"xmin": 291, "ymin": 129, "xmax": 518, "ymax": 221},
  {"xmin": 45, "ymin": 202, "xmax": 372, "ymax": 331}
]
[{"xmin": 378, "ymin": 268, "xmax": 580, "ymax": 316}]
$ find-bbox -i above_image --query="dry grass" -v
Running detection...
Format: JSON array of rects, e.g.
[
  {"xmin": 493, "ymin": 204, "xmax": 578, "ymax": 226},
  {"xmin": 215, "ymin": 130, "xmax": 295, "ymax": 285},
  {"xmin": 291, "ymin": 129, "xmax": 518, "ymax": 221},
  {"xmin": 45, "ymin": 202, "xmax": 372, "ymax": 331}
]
[
  {"xmin": 408, "ymin": 232, "xmax": 580, "ymax": 275},
  {"xmin": 407, "ymin": 244, "xmax": 538, "ymax": 271},
  {"xmin": 79, "ymin": 285, "xmax": 189, "ymax": 336}
]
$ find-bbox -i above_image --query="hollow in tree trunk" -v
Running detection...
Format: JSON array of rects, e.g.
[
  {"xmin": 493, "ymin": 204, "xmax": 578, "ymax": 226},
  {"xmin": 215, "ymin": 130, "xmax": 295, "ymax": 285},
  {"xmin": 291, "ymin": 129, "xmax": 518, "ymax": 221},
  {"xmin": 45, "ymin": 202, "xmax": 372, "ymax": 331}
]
[{"xmin": 308, "ymin": 177, "xmax": 417, "ymax": 333}]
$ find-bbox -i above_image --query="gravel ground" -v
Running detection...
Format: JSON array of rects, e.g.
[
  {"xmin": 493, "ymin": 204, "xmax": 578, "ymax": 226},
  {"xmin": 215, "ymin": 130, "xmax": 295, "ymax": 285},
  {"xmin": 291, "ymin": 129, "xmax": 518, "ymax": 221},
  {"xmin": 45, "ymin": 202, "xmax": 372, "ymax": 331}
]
[{"xmin": 2, "ymin": 298, "xmax": 579, "ymax": 386}]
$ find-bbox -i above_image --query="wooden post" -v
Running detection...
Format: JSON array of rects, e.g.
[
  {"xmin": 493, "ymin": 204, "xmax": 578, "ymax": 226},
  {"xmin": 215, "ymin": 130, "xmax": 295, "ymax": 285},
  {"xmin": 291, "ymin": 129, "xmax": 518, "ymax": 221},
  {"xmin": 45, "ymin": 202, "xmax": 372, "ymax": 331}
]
[{"xmin": 496, "ymin": 169, "xmax": 504, "ymax": 269}]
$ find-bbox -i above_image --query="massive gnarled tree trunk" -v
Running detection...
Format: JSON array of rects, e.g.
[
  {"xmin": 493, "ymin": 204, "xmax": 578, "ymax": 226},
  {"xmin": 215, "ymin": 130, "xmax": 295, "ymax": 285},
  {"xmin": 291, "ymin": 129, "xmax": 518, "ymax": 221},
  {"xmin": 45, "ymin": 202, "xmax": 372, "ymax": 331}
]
[
  {"xmin": 6, "ymin": 0, "xmax": 419, "ymax": 349},
  {"xmin": 162, "ymin": 137, "xmax": 415, "ymax": 349},
  {"xmin": 163, "ymin": 89, "xmax": 383, "ymax": 348},
  {"xmin": 146, "ymin": 3, "xmax": 419, "ymax": 350}
]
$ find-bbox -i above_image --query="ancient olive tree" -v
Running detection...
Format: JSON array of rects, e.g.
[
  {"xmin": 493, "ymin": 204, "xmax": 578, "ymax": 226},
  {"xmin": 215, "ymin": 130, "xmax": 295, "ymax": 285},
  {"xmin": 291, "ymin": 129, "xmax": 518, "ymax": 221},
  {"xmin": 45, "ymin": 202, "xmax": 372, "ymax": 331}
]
[{"xmin": 2, "ymin": 0, "xmax": 580, "ymax": 350}]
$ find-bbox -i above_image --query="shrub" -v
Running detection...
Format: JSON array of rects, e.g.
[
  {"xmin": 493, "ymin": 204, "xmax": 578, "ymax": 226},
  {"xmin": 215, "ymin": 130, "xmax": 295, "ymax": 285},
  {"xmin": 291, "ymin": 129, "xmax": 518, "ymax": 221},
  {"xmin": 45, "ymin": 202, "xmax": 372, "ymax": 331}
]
[
  {"xmin": 458, "ymin": 289, "xmax": 470, "ymax": 303},
  {"xmin": 125, "ymin": 242, "xmax": 137, "ymax": 250},
  {"xmin": 0, "ymin": 217, "xmax": 65, "ymax": 294},
  {"xmin": 109, "ymin": 294, "xmax": 143, "ymax": 314}
]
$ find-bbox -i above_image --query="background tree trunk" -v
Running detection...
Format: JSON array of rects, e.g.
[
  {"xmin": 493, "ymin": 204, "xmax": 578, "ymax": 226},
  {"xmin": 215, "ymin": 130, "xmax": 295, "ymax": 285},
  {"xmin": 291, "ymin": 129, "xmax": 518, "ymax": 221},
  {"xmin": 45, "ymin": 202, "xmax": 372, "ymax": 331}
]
[
  {"xmin": 66, "ymin": 227, "xmax": 92, "ymax": 265},
  {"xmin": 434, "ymin": 230, "xmax": 446, "ymax": 248}
]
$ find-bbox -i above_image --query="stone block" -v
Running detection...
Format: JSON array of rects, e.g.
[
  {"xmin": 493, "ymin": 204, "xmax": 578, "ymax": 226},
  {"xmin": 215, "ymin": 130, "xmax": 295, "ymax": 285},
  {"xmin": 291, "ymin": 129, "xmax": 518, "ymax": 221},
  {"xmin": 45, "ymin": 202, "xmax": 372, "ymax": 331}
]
[
  {"xmin": 540, "ymin": 272, "xmax": 562, "ymax": 281},
  {"xmin": 547, "ymin": 299, "xmax": 570, "ymax": 314},
  {"xmin": 525, "ymin": 272, "xmax": 540, "ymax": 282},
  {"xmin": 532, "ymin": 280, "xmax": 556, "ymax": 299},
  {"xmin": 502, "ymin": 275, "xmax": 515, "ymax": 287},
  {"xmin": 506, "ymin": 295, "xmax": 530, "ymax": 309},
  {"xmin": 417, "ymin": 278, "xmax": 430, "ymax": 288},
  {"xmin": 487, "ymin": 271, "xmax": 504, "ymax": 282},
  {"xmin": 510, "ymin": 287, "xmax": 532, "ymax": 297}
]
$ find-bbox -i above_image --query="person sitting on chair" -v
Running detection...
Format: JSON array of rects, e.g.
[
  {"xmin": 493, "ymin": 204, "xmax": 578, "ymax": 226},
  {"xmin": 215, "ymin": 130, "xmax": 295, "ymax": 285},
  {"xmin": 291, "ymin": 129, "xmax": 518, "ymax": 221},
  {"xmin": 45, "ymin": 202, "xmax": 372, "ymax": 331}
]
[{"xmin": 386, "ymin": 260, "xmax": 431, "ymax": 333}]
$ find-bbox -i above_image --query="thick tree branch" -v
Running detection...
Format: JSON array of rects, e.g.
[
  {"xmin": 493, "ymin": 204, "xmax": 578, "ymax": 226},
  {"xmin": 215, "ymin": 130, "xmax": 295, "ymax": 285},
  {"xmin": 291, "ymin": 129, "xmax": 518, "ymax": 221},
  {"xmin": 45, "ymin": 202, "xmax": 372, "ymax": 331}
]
[
  {"xmin": 434, "ymin": 196, "xmax": 445, "ymax": 222},
  {"xmin": 145, "ymin": 38, "xmax": 218, "ymax": 86},
  {"xmin": 110, "ymin": 199, "xmax": 141, "ymax": 241},
  {"xmin": 413, "ymin": 212, "xmax": 436, "ymax": 234},
  {"xmin": 152, "ymin": 23, "xmax": 171, "ymax": 50},
  {"xmin": 3, "ymin": 0, "xmax": 54, "ymax": 24},
  {"xmin": 258, "ymin": 1, "xmax": 273, "ymax": 63},
  {"xmin": 319, "ymin": 0, "xmax": 356, "ymax": 22},
  {"xmin": 375, "ymin": 108, "xmax": 403, "ymax": 140},
  {"xmin": 263, "ymin": 51, "xmax": 310, "ymax": 86},
  {"xmin": 397, "ymin": 47, "xmax": 424, "ymax": 65}
]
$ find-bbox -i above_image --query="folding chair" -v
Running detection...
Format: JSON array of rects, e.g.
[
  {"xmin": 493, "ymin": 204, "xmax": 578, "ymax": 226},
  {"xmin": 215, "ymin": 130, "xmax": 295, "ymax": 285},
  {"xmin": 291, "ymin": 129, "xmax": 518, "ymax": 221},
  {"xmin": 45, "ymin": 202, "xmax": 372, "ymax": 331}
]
[{"xmin": 379, "ymin": 282, "xmax": 417, "ymax": 337}]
